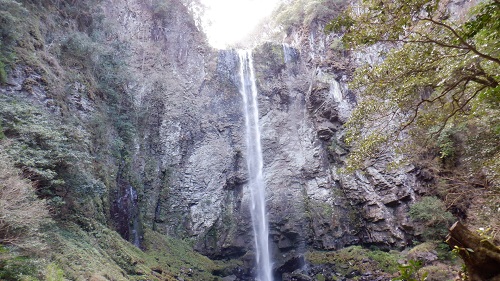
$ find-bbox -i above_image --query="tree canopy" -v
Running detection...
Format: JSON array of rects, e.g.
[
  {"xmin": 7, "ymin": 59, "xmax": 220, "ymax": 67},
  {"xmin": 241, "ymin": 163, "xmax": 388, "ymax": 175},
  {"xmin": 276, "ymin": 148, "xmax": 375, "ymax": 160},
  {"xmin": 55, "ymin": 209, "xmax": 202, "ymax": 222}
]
[{"xmin": 327, "ymin": 0, "xmax": 499, "ymax": 183}]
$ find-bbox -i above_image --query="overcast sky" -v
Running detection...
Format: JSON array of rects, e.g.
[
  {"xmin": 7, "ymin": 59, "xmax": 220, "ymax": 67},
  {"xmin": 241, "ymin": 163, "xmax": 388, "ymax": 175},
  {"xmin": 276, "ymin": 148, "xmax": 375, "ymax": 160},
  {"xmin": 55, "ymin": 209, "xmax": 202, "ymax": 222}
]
[{"xmin": 199, "ymin": 0, "xmax": 281, "ymax": 48}]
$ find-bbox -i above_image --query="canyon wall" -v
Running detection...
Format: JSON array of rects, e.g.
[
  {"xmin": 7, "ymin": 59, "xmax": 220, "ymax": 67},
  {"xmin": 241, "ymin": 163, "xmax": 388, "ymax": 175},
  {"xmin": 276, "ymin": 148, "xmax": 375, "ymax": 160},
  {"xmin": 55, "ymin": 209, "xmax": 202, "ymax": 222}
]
[
  {"xmin": 0, "ymin": 0, "xmax": 423, "ymax": 277},
  {"xmin": 101, "ymin": 1, "xmax": 422, "ymax": 272}
]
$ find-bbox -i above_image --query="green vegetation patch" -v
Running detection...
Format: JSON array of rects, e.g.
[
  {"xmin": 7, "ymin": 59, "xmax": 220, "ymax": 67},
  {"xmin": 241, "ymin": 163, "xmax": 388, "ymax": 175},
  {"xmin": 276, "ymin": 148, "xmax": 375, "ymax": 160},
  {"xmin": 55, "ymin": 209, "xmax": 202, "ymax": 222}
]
[
  {"xmin": 306, "ymin": 245, "xmax": 401, "ymax": 276},
  {"xmin": 45, "ymin": 222, "xmax": 220, "ymax": 281},
  {"xmin": 409, "ymin": 197, "xmax": 454, "ymax": 241},
  {"xmin": 141, "ymin": 229, "xmax": 220, "ymax": 280},
  {"xmin": 0, "ymin": 0, "xmax": 29, "ymax": 83},
  {"xmin": 0, "ymin": 96, "xmax": 98, "ymax": 205}
]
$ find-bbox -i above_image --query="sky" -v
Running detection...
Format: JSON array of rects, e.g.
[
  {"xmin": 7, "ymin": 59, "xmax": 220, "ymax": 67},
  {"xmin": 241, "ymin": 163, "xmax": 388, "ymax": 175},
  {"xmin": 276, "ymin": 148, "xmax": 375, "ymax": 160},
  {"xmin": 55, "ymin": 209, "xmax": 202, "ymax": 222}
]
[{"xmin": 199, "ymin": 0, "xmax": 281, "ymax": 48}]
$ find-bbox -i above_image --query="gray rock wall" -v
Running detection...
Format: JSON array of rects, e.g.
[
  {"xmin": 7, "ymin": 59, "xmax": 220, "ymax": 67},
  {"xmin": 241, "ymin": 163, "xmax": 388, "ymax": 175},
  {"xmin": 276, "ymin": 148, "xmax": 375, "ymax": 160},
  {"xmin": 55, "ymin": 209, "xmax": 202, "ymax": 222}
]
[
  {"xmin": 102, "ymin": 0, "xmax": 420, "ymax": 265},
  {"xmin": 2, "ymin": 0, "xmax": 421, "ymax": 273}
]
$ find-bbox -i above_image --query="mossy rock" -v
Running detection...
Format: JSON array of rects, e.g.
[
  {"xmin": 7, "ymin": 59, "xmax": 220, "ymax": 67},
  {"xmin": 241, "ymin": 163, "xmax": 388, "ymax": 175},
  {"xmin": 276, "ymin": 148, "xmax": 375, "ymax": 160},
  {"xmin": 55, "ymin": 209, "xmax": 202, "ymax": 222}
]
[
  {"xmin": 418, "ymin": 264, "xmax": 456, "ymax": 281},
  {"xmin": 306, "ymin": 246, "xmax": 401, "ymax": 278}
]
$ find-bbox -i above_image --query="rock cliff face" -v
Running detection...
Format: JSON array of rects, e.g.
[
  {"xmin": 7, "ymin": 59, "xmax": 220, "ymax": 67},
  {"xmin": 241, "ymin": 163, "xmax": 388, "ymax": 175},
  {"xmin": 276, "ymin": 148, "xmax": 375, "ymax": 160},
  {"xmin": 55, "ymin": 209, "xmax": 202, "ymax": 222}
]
[
  {"xmin": 112, "ymin": 0, "xmax": 413, "ymax": 264},
  {"xmin": 1, "ymin": 0, "xmax": 422, "ymax": 278},
  {"xmin": 101, "ymin": 0, "xmax": 421, "ymax": 273}
]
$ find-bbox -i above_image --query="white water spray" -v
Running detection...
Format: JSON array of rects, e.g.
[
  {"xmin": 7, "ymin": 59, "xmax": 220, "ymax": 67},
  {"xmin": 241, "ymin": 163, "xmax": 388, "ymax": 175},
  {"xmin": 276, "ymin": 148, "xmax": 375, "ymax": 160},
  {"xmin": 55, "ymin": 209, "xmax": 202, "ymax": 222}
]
[{"xmin": 238, "ymin": 50, "xmax": 273, "ymax": 281}]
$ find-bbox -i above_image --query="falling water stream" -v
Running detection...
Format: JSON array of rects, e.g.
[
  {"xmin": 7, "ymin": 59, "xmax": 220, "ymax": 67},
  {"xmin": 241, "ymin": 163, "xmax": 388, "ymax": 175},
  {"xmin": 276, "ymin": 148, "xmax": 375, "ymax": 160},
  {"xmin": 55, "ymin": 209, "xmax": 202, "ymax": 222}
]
[{"xmin": 238, "ymin": 50, "xmax": 273, "ymax": 281}]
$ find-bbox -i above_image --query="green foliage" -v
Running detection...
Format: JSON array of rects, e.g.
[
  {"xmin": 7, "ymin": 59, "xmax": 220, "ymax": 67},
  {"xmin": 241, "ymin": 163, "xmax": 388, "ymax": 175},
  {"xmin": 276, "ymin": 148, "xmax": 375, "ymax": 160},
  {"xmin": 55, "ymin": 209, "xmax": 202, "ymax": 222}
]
[
  {"xmin": 0, "ymin": 256, "xmax": 39, "ymax": 281},
  {"xmin": 324, "ymin": 11, "xmax": 354, "ymax": 34},
  {"xmin": 0, "ymin": 148, "xmax": 51, "ymax": 249},
  {"xmin": 366, "ymin": 249, "xmax": 402, "ymax": 273},
  {"xmin": 44, "ymin": 222, "xmax": 219, "ymax": 280},
  {"xmin": 315, "ymin": 274, "xmax": 326, "ymax": 281},
  {"xmin": 0, "ymin": 121, "xmax": 5, "ymax": 140},
  {"xmin": 60, "ymin": 33, "xmax": 98, "ymax": 69},
  {"xmin": 0, "ymin": 0, "xmax": 29, "ymax": 83},
  {"xmin": 0, "ymin": 96, "xmax": 100, "ymax": 205},
  {"xmin": 409, "ymin": 197, "xmax": 455, "ymax": 241},
  {"xmin": 436, "ymin": 242, "xmax": 455, "ymax": 261},
  {"xmin": 0, "ymin": 60, "xmax": 8, "ymax": 84},
  {"xmin": 273, "ymin": 0, "xmax": 347, "ymax": 32},
  {"xmin": 326, "ymin": 0, "xmax": 499, "ymax": 175},
  {"xmin": 0, "ymin": 0, "xmax": 137, "ymax": 209},
  {"xmin": 436, "ymin": 129, "xmax": 455, "ymax": 160},
  {"xmin": 61, "ymin": 31, "xmax": 136, "ymax": 152},
  {"xmin": 45, "ymin": 263, "xmax": 64, "ymax": 281},
  {"xmin": 392, "ymin": 259, "xmax": 428, "ymax": 281}
]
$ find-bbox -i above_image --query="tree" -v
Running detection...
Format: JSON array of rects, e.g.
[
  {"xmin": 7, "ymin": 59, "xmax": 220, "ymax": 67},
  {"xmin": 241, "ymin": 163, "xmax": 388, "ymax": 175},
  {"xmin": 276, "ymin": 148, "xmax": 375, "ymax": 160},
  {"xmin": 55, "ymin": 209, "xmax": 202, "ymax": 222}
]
[{"xmin": 326, "ymin": 0, "xmax": 499, "ymax": 182}]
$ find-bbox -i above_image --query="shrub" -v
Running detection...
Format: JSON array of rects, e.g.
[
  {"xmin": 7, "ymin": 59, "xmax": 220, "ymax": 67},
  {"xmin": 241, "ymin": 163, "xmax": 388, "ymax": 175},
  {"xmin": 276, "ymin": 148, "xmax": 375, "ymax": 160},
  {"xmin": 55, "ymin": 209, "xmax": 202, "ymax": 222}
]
[
  {"xmin": 0, "ymin": 254, "xmax": 39, "ymax": 281},
  {"xmin": 45, "ymin": 263, "xmax": 64, "ymax": 281},
  {"xmin": 392, "ymin": 260, "xmax": 427, "ymax": 281},
  {"xmin": 0, "ymin": 96, "xmax": 103, "ymax": 213},
  {"xmin": 0, "ymin": 98, "xmax": 81, "ymax": 191},
  {"xmin": 418, "ymin": 264, "xmax": 456, "ymax": 281},
  {"xmin": 409, "ymin": 196, "xmax": 455, "ymax": 241},
  {"xmin": 151, "ymin": 0, "xmax": 173, "ymax": 20},
  {"xmin": 0, "ymin": 149, "xmax": 51, "ymax": 249},
  {"xmin": 367, "ymin": 249, "xmax": 401, "ymax": 273},
  {"xmin": 0, "ymin": 0, "xmax": 29, "ymax": 83},
  {"xmin": 60, "ymin": 32, "xmax": 97, "ymax": 69},
  {"xmin": 273, "ymin": 0, "xmax": 347, "ymax": 32}
]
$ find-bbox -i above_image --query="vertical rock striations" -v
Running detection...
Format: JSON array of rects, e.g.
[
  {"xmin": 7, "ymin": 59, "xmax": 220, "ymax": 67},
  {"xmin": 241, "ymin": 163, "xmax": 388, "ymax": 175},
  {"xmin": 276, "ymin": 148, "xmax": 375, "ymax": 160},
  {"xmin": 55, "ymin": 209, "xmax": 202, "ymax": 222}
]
[
  {"xmin": 86, "ymin": 0, "xmax": 421, "ymax": 271},
  {"xmin": 0, "ymin": 0, "xmax": 422, "ymax": 278}
]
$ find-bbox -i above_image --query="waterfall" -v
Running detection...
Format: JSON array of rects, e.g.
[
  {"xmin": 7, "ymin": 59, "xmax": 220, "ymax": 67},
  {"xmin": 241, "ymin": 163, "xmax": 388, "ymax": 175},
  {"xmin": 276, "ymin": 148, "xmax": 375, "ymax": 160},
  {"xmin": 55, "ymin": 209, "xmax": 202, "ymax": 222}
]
[
  {"xmin": 330, "ymin": 79, "xmax": 343, "ymax": 103},
  {"xmin": 238, "ymin": 50, "xmax": 273, "ymax": 281},
  {"xmin": 282, "ymin": 43, "xmax": 299, "ymax": 65},
  {"xmin": 129, "ymin": 185, "xmax": 141, "ymax": 248},
  {"xmin": 283, "ymin": 43, "xmax": 293, "ymax": 64}
]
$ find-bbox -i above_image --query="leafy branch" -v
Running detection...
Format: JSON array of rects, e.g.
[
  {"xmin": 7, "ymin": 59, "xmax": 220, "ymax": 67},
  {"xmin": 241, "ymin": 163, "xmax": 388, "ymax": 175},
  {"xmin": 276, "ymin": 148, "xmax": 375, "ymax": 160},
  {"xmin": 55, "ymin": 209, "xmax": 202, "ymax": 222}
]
[{"xmin": 326, "ymin": 0, "xmax": 499, "ymax": 171}]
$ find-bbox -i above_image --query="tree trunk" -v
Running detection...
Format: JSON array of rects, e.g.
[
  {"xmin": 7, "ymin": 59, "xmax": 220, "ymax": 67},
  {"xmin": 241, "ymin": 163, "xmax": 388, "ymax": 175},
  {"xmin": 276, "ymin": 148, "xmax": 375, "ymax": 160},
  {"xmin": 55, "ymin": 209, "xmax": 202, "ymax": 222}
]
[{"xmin": 446, "ymin": 221, "xmax": 500, "ymax": 281}]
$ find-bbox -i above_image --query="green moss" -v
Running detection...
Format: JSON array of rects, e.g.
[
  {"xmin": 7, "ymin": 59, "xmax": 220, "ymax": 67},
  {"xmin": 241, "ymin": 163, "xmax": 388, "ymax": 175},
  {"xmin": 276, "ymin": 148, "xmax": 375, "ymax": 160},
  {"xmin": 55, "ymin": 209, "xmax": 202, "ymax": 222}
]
[
  {"xmin": 141, "ymin": 229, "xmax": 219, "ymax": 280},
  {"xmin": 418, "ymin": 264, "xmax": 455, "ymax": 281},
  {"xmin": 318, "ymin": 202, "xmax": 334, "ymax": 217},
  {"xmin": 408, "ymin": 242, "xmax": 436, "ymax": 254},
  {"xmin": 253, "ymin": 42, "xmax": 286, "ymax": 80},
  {"xmin": 0, "ymin": 60, "xmax": 7, "ymax": 84},
  {"xmin": 316, "ymin": 273, "xmax": 326, "ymax": 281},
  {"xmin": 306, "ymin": 246, "xmax": 401, "ymax": 276},
  {"xmin": 43, "ymin": 221, "xmax": 220, "ymax": 281},
  {"xmin": 366, "ymin": 249, "xmax": 400, "ymax": 273}
]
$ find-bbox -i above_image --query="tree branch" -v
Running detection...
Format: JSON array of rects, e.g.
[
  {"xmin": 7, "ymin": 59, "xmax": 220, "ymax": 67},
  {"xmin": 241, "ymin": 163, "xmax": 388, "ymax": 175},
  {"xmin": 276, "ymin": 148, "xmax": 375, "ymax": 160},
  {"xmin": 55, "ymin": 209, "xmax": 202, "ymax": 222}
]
[{"xmin": 420, "ymin": 17, "xmax": 500, "ymax": 66}]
